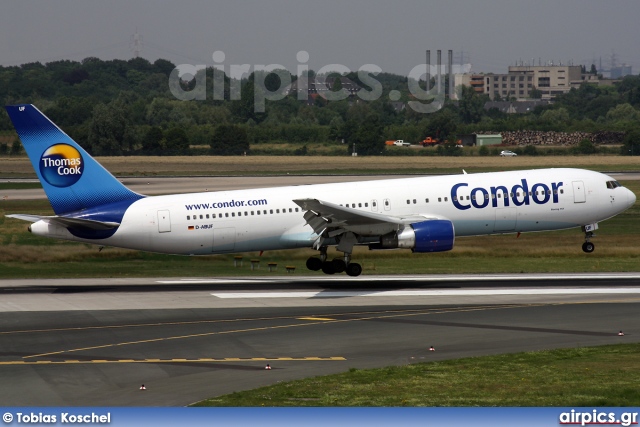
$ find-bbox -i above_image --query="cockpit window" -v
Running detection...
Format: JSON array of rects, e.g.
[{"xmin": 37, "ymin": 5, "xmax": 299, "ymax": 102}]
[{"xmin": 606, "ymin": 180, "xmax": 622, "ymax": 189}]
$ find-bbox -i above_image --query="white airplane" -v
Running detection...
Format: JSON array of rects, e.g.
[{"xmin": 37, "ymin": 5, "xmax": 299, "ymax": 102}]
[{"xmin": 4, "ymin": 104, "xmax": 637, "ymax": 277}]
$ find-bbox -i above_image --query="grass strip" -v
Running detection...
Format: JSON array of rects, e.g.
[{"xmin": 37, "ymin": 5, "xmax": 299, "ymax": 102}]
[{"xmin": 193, "ymin": 343, "xmax": 640, "ymax": 407}]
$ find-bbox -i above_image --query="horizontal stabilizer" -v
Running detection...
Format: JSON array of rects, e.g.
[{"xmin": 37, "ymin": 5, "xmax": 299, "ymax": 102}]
[{"xmin": 7, "ymin": 214, "xmax": 120, "ymax": 230}]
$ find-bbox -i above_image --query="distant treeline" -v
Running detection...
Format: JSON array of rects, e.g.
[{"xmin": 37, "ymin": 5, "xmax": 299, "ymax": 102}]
[{"xmin": 1, "ymin": 57, "xmax": 640, "ymax": 156}]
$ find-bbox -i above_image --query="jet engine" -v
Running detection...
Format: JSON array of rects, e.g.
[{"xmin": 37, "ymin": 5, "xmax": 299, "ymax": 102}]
[{"xmin": 369, "ymin": 219, "xmax": 454, "ymax": 253}]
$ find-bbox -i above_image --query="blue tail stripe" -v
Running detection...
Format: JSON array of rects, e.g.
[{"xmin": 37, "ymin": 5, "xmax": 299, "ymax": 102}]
[{"xmin": 5, "ymin": 104, "xmax": 144, "ymax": 215}]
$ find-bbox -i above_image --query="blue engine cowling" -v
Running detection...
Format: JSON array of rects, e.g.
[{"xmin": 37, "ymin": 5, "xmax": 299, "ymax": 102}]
[{"xmin": 370, "ymin": 219, "xmax": 455, "ymax": 253}]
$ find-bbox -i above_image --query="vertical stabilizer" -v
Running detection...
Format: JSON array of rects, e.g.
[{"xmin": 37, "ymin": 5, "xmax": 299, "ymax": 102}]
[{"xmin": 5, "ymin": 104, "xmax": 143, "ymax": 215}]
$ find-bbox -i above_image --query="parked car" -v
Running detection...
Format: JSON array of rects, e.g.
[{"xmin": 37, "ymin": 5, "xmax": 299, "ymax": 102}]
[
  {"xmin": 500, "ymin": 150, "xmax": 517, "ymax": 157},
  {"xmin": 393, "ymin": 140, "xmax": 411, "ymax": 147}
]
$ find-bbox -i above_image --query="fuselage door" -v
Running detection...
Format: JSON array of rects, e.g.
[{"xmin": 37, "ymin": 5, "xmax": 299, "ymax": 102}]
[
  {"xmin": 572, "ymin": 181, "xmax": 586, "ymax": 203},
  {"xmin": 158, "ymin": 210, "xmax": 171, "ymax": 233},
  {"xmin": 383, "ymin": 198, "xmax": 391, "ymax": 211}
]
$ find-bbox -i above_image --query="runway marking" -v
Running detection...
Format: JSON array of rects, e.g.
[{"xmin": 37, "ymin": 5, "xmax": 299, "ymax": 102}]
[
  {"xmin": 0, "ymin": 357, "xmax": 346, "ymax": 366},
  {"xmin": 297, "ymin": 317, "xmax": 336, "ymax": 321},
  {"xmin": 16, "ymin": 302, "xmax": 624, "ymax": 362},
  {"xmin": 21, "ymin": 305, "xmax": 526, "ymax": 359},
  {"xmin": 211, "ymin": 288, "xmax": 640, "ymax": 298}
]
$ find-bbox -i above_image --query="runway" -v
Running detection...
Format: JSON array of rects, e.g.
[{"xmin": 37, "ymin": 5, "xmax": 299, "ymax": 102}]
[{"xmin": 0, "ymin": 274, "xmax": 639, "ymax": 406}]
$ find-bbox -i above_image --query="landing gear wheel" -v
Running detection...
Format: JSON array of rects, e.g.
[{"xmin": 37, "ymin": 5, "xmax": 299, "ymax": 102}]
[
  {"xmin": 321, "ymin": 261, "xmax": 336, "ymax": 275},
  {"xmin": 331, "ymin": 258, "xmax": 346, "ymax": 273},
  {"xmin": 306, "ymin": 257, "xmax": 322, "ymax": 271},
  {"xmin": 345, "ymin": 262, "xmax": 363, "ymax": 277},
  {"xmin": 582, "ymin": 242, "xmax": 595, "ymax": 253}
]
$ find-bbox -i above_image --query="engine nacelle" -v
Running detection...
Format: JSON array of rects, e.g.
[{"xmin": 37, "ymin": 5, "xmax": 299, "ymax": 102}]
[{"xmin": 369, "ymin": 220, "xmax": 454, "ymax": 253}]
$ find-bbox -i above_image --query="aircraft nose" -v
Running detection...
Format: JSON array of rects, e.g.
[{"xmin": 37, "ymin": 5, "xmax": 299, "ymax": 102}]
[{"xmin": 629, "ymin": 188, "xmax": 637, "ymax": 208}]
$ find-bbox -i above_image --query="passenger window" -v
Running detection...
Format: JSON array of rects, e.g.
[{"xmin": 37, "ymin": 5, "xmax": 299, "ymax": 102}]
[
  {"xmin": 206, "ymin": 214, "xmax": 209, "ymax": 219},
  {"xmin": 212, "ymin": 214, "xmax": 216, "ymax": 218},
  {"xmin": 187, "ymin": 216, "xmax": 190, "ymax": 220},
  {"xmin": 365, "ymin": 203, "xmax": 368, "ymax": 207},
  {"xmin": 232, "ymin": 213, "xmax": 235, "ymax": 217},
  {"xmin": 438, "ymin": 197, "xmax": 441, "ymax": 202},
  {"xmin": 425, "ymin": 198, "xmax": 429, "ymax": 203},
  {"xmin": 407, "ymin": 200, "xmax": 410, "ymax": 204},
  {"xmin": 199, "ymin": 215, "xmax": 203, "ymax": 219},
  {"xmin": 225, "ymin": 213, "xmax": 229, "ymax": 217}
]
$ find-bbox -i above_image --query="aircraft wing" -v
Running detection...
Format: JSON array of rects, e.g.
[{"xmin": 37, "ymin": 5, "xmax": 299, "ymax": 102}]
[
  {"xmin": 7, "ymin": 214, "xmax": 120, "ymax": 230},
  {"xmin": 293, "ymin": 198, "xmax": 440, "ymax": 237}
]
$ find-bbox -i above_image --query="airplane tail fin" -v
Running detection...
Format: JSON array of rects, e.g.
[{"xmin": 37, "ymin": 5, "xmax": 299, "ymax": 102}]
[{"xmin": 5, "ymin": 104, "xmax": 143, "ymax": 215}]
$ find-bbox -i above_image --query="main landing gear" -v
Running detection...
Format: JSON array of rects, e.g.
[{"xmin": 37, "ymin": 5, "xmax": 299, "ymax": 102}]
[{"xmin": 306, "ymin": 247, "xmax": 363, "ymax": 277}]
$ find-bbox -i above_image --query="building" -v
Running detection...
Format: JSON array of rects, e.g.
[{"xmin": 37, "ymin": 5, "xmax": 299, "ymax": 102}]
[
  {"xmin": 484, "ymin": 65, "xmax": 582, "ymax": 100},
  {"xmin": 452, "ymin": 74, "xmax": 484, "ymax": 99},
  {"xmin": 285, "ymin": 76, "xmax": 361, "ymax": 104}
]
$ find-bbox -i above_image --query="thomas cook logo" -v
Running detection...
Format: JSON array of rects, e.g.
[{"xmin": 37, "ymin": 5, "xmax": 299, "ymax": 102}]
[{"xmin": 39, "ymin": 144, "xmax": 84, "ymax": 187}]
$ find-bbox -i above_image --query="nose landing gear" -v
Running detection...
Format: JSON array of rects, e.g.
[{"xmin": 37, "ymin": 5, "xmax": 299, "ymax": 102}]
[{"xmin": 582, "ymin": 225, "xmax": 597, "ymax": 253}]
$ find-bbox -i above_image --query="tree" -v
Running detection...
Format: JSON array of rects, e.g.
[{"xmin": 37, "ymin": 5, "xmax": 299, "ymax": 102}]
[
  {"xmin": 210, "ymin": 125, "xmax": 249, "ymax": 155},
  {"xmin": 350, "ymin": 114, "xmax": 384, "ymax": 156},
  {"xmin": 142, "ymin": 126, "xmax": 164, "ymax": 154},
  {"xmin": 87, "ymin": 103, "xmax": 127, "ymax": 155},
  {"xmin": 10, "ymin": 139, "xmax": 22, "ymax": 155},
  {"xmin": 606, "ymin": 103, "xmax": 640, "ymax": 123},
  {"xmin": 621, "ymin": 129, "xmax": 640, "ymax": 156},
  {"xmin": 331, "ymin": 76, "xmax": 343, "ymax": 92},
  {"xmin": 574, "ymin": 139, "xmax": 596, "ymax": 155},
  {"xmin": 457, "ymin": 85, "xmax": 486, "ymax": 124},
  {"xmin": 529, "ymin": 86, "xmax": 543, "ymax": 99},
  {"xmin": 164, "ymin": 127, "xmax": 190, "ymax": 155},
  {"xmin": 423, "ymin": 108, "xmax": 459, "ymax": 141}
]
